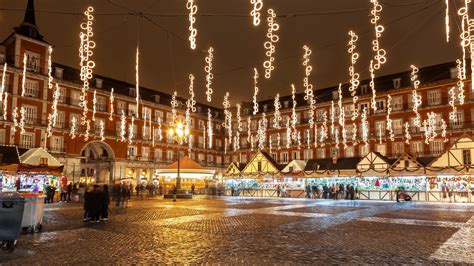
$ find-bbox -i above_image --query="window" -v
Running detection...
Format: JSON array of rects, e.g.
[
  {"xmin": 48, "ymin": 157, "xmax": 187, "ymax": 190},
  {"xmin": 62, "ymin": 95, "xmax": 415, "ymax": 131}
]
[
  {"xmin": 97, "ymin": 96, "xmax": 107, "ymax": 112},
  {"xmin": 392, "ymin": 142, "xmax": 404, "ymax": 155},
  {"xmin": 375, "ymin": 120, "xmax": 386, "ymax": 137},
  {"xmin": 216, "ymin": 156, "xmax": 222, "ymax": 164},
  {"xmin": 55, "ymin": 67, "xmax": 64, "ymax": 79},
  {"xmin": 463, "ymin": 150, "xmax": 471, "ymax": 165},
  {"xmin": 257, "ymin": 161, "xmax": 262, "ymax": 172},
  {"xmin": 57, "ymin": 86, "xmax": 66, "ymax": 103},
  {"xmin": 55, "ymin": 111, "xmax": 65, "ymax": 128},
  {"xmin": 430, "ymin": 140, "xmax": 444, "ymax": 155},
  {"xmin": 281, "ymin": 152, "xmax": 289, "ymax": 163},
  {"xmin": 0, "ymin": 129, "xmax": 5, "ymax": 145},
  {"xmin": 20, "ymin": 133, "xmax": 34, "ymax": 149},
  {"xmin": 155, "ymin": 110, "xmax": 164, "ymax": 122},
  {"xmin": 392, "ymin": 96, "xmax": 403, "ymax": 111},
  {"xmin": 216, "ymin": 139, "xmax": 222, "ymax": 148},
  {"xmin": 360, "ymin": 84, "xmax": 369, "ymax": 95},
  {"xmin": 393, "ymin": 119, "xmax": 403, "ymax": 135},
  {"xmin": 142, "ymin": 106, "xmax": 152, "ymax": 120},
  {"xmin": 129, "ymin": 87, "xmax": 136, "ymax": 97},
  {"xmin": 166, "ymin": 150, "xmax": 174, "ymax": 161},
  {"xmin": 154, "ymin": 149, "xmax": 162, "ymax": 160},
  {"xmin": 330, "ymin": 147, "xmax": 339, "ymax": 158},
  {"xmin": 359, "ymin": 145, "xmax": 369, "ymax": 156},
  {"xmin": 315, "ymin": 109, "xmax": 326, "ymax": 122},
  {"xmin": 116, "ymin": 101, "xmax": 126, "ymax": 114},
  {"xmin": 198, "ymin": 120, "xmax": 205, "ymax": 130},
  {"xmin": 141, "ymin": 147, "xmax": 149, "ymax": 160},
  {"xmin": 207, "ymin": 155, "xmax": 214, "ymax": 163},
  {"xmin": 71, "ymin": 90, "xmax": 81, "ymax": 106},
  {"xmin": 95, "ymin": 78, "xmax": 103, "ymax": 88},
  {"xmin": 375, "ymin": 144, "xmax": 386, "ymax": 156},
  {"xmin": 39, "ymin": 158, "xmax": 48, "ymax": 165},
  {"xmin": 0, "ymin": 72, "xmax": 9, "ymax": 93},
  {"xmin": 292, "ymin": 151, "xmax": 300, "ymax": 160},
  {"xmin": 263, "ymin": 104, "xmax": 268, "ymax": 112},
  {"xmin": 198, "ymin": 153, "xmax": 205, "ymax": 162},
  {"xmin": 284, "ymin": 101, "xmax": 290, "ymax": 109},
  {"xmin": 392, "ymin": 78, "xmax": 401, "ymax": 88},
  {"xmin": 344, "ymin": 146, "xmax": 354, "ymax": 158},
  {"xmin": 427, "ymin": 90, "xmax": 441, "ymax": 106},
  {"xmin": 70, "ymin": 113, "xmax": 81, "ymax": 130},
  {"xmin": 128, "ymin": 104, "xmax": 137, "ymax": 117},
  {"xmin": 304, "ymin": 149, "xmax": 313, "ymax": 160},
  {"xmin": 450, "ymin": 110, "xmax": 464, "ymax": 129},
  {"xmin": 410, "ymin": 141, "xmax": 423, "ymax": 155},
  {"xmin": 127, "ymin": 146, "xmax": 137, "ymax": 158},
  {"xmin": 50, "ymin": 136, "xmax": 64, "ymax": 152},
  {"xmin": 271, "ymin": 153, "xmax": 278, "ymax": 160},
  {"xmin": 332, "ymin": 91, "xmax": 338, "ymax": 100},
  {"xmin": 344, "ymin": 105, "xmax": 354, "ymax": 117},
  {"xmin": 94, "ymin": 118, "xmax": 105, "ymax": 133},
  {"xmin": 224, "ymin": 156, "xmax": 230, "ymax": 164},
  {"xmin": 317, "ymin": 148, "xmax": 326, "ymax": 159},
  {"xmin": 25, "ymin": 50, "xmax": 40, "ymax": 72},
  {"xmin": 22, "ymin": 105, "xmax": 37, "ymax": 125},
  {"xmin": 375, "ymin": 100, "xmax": 385, "ymax": 113},
  {"xmin": 24, "ymin": 80, "xmax": 39, "ymax": 98},
  {"xmin": 359, "ymin": 102, "xmax": 369, "ymax": 114},
  {"xmin": 410, "ymin": 117, "xmax": 421, "ymax": 133}
]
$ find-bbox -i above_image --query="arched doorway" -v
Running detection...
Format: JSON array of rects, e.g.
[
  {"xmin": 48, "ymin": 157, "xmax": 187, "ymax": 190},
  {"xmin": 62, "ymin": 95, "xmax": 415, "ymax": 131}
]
[{"xmin": 80, "ymin": 141, "xmax": 115, "ymax": 184}]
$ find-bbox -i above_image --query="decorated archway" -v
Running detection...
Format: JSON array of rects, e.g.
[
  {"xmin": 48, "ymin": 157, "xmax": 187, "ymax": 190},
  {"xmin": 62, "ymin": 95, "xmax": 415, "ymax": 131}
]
[{"xmin": 80, "ymin": 141, "xmax": 115, "ymax": 184}]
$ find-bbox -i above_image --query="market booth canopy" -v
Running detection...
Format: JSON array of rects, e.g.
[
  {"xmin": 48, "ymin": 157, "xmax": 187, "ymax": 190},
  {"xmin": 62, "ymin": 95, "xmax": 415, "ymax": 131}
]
[
  {"xmin": 0, "ymin": 145, "xmax": 27, "ymax": 173},
  {"xmin": 155, "ymin": 156, "xmax": 215, "ymax": 178},
  {"xmin": 241, "ymin": 150, "xmax": 284, "ymax": 176},
  {"xmin": 429, "ymin": 137, "xmax": 474, "ymax": 171},
  {"xmin": 225, "ymin": 162, "xmax": 246, "ymax": 176},
  {"xmin": 18, "ymin": 147, "xmax": 63, "ymax": 175}
]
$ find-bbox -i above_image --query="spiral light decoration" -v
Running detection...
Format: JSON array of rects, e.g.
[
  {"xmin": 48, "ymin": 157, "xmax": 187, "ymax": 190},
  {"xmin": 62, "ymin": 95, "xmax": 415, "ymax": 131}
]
[
  {"xmin": 186, "ymin": 0, "xmax": 198, "ymax": 50},
  {"xmin": 404, "ymin": 122, "xmax": 411, "ymax": 144},
  {"xmin": 386, "ymin": 95, "xmax": 394, "ymax": 141},
  {"xmin": 458, "ymin": 0, "xmax": 472, "ymax": 93},
  {"xmin": 83, "ymin": 119, "xmax": 91, "ymax": 141},
  {"xmin": 47, "ymin": 84, "xmax": 61, "ymax": 137},
  {"xmin": 410, "ymin": 65, "xmax": 422, "ymax": 127},
  {"xmin": 441, "ymin": 118, "xmax": 448, "ymax": 142},
  {"xmin": 208, "ymin": 108, "xmax": 213, "ymax": 149},
  {"xmin": 128, "ymin": 116, "xmax": 135, "ymax": 144},
  {"xmin": 70, "ymin": 116, "xmax": 77, "ymax": 139},
  {"xmin": 337, "ymin": 84, "xmax": 347, "ymax": 149},
  {"xmin": 286, "ymin": 120, "xmax": 291, "ymax": 149},
  {"xmin": 263, "ymin": 9, "xmax": 279, "ymax": 79},
  {"xmin": 0, "ymin": 63, "xmax": 6, "ymax": 105},
  {"xmin": 92, "ymin": 90, "xmax": 97, "ymax": 121},
  {"xmin": 291, "ymin": 85, "xmax": 298, "ymax": 141},
  {"xmin": 302, "ymin": 45, "xmax": 316, "ymax": 128},
  {"xmin": 361, "ymin": 108, "xmax": 369, "ymax": 146},
  {"xmin": 273, "ymin": 94, "xmax": 282, "ymax": 129},
  {"xmin": 205, "ymin": 47, "xmax": 214, "ymax": 102},
  {"xmin": 236, "ymin": 104, "xmax": 243, "ymax": 132},
  {"xmin": 370, "ymin": 0, "xmax": 386, "ymax": 70},
  {"xmin": 120, "ymin": 110, "xmax": 127, "ymax": 142},
  {"xmin": 369, "ymin": 60, "xmax": 377, "ymax": 112},
  {"xmin": 11, "ymin": 107, "xmax": 18, "ymax": 133},
  {"xmin": 320, "ymin": 112, "xmax": 328, "ymax": 146},
  {"xmin": 99, "ymin": 120, "xmax": 105, "ymax": 141},
  {"xmin": 247, "ymin": 117, "xmax": 251, "ymax": 142},
  {"xmin": 348, "ymin": 31, "xmax": 360, "ymax": 120},
  {"xmin": 277, "ymin": 132, "xmax": 281, "ymax": 150},
  {"xmin": 19, "ymin": 107, "xmax": 26, "ymax": 135},
  {"xmin": 47, "ymin": 46, "xmax": 53, "ymax": 89},
  {"xmin": 135, "ymin": 47, "xmax": 140, "ymax": 117},
  {"xmin": 109, "ymin": 88, "xmax": 114, "ymax": 121},
  {"xmin": 250, "ymin": 0, "xmax": 263, "ymax": 26},
  {"xmin": 170, "ymin": 91, "xmax": 178, "ymax": 124},
  {"xmin": 157, "ymin": 117, "xmax": 163, "ymax": 141},
  {"xmin": 456, "ymin": 59, "xmax": 465, "ymax": 105},
  {"xmin": 448, "ymin": 87, "xmax": 457, "ymax": 122},
  {"xmin": 252, "ymin": 68, "xmax": 260, "ymax": 115},
  {"xmin": 79, "ymin": 6, "xmax": 95, "ymax": 124},
  {"xmin": 3, "ymin": 92, "xmax": 7, "ymax": 121},
  {"xmin": 21, "ymin": 53, "xmax": 26, "ymax": 97}
]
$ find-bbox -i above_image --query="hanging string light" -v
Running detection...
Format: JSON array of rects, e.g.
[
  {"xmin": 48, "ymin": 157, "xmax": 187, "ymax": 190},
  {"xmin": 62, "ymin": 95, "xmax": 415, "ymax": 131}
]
[
  {"xmin": 47, "ymin": 46, "xmax": 53, "ymax": 89},
  {"xmin": 203, "ymin": 127, "xmax": 207, "ymax": 149},
  {"xmin": 83, "ymin": 120, "xmax": 91, "ymax": 141},
  {"xmin": 386, "ymin": 95, "xmax": 394, "ymax": 141},
  {"xmin": 404, "ymin": 122, "xmax": 411, "ymax": 144},
  {"xmin": 186, "ymin": 74, "xmax": 196, "ymax": 112},
  {"xmin": 186, "ymin": 0, "xmax": 198, "ymax": 50},
  {"xmin": 330, "ymin": 101, "xmax": 335, "ymax": 136},
  {"xmin": 247, "ymin": 116, "xmax": 252, "ymax": 142},
  {"xmin": 79, "ymin": 6, "xmax": 95, "ymax": 124},
  {"xmin": 410, "ymin": 65, "xmax": 422, "ymax": 127},
  {"xmin": 370, "ymin": 0, "xmax": 387, "ymax": 70},
  {"xmin": 348, "ymin": 31, "xmax": 360, "ymax": 120},
  {"xmin": 47, "ymin": 84, "xmax": 61, "ymax": 137},
  {"xmin": 369, "ymin": 60, "xmax": 377, "ymax": 112},
  {"xmin": 378, "ymin": 124, "xmax": 382, "ymax": 144},
  {"xmin": 2, "ymin": 92, "xmax": 7, "ymax": 121},
  {"xmin": 291, "ymin": 85, "xmax": 298, "ymax": 142},
  {"xmin": 223, "ymin": 92, "xmax": 232, "ymax": 139},
  {"xmin": 208, "ymin": 108, "xmax": 213, "ymax": 149},
  {"xmin": 302, "ymin": 45, "xmax": 315, "ymax": 128},
  {"xmin": 157, "ymin": 117, "xmax": 163, "ymax": 141},
  {"xmin": 361, "ymin": 108, "xmax": 369, "ymax": 146},
  {"xmin": 109, "ymin": 88, "xmax": 114, "ymax": 121},
  {"xmin": 426, "ymin": 112, "xmax": 438, "ymax": 144},
  {"xmin": 297, "ymin": 130, "xmax": 302, "ymax": 150},
  {"xmin": 257, "ymin": 114, "xmax": 266, "ymax": 150},
  {"xmin": 250, "ymin": 0, "xmax": 263, "ymax": 26},
  {"xmin": 441, "ymin": 118, "xmax": 448, "ymax": 142},
  {"xmin": 445, "ymin": 0, "xmax": 450, "ymax": 42},
  {"xmin": 448, "ymin": 86, "xmax": 457, "ymax": 122},
  {"xmin": 19, "ymin": 107, "xmax": 26, "ymax": 134},
  {"xmin": 306, "ymin": 129, "xmax": 311, "ymax": 149},
  {"xmin": 286, "ymin": 119, "xmax": 291, "ymax": 149},
  {"xmin": 99, "ymin": 120, "xmax": 105, "ymax": 141},
  {"xmin": 458, "ymin": 0, "xmax": 472, "ymax": 93},
  {"xmin": 120, "ymin": 110, "xmax": 127, "ymax": 142},
  {"xmin": 170, "ymin": 91, "xmax": 178, "ymax": 124},
  {"xmin": 252, "ymin": 68, "xmax": 259, "ymax": 115},
  {"xmin": 135, "ymin": 47, "xmax": 140, "ymax": 117},
  {"xmin": 337, "ymin": 84, "xmax": 347, "ymax": 149},
  {"xmin": 144, "ymin": 109, "xmax": 149, "ymax": 139},
  {"xmin": 205, "ymin": 47, "xmax": 214, "ymax": 102},
  {"xmin": 70, "ymin": 116, "xmax": 77, "ymax": 139},
  {"xmin": 277, "ymin": 132, "xmax": 281, "ymax": 150},
  {"xmin": 250, "ymin": 134, "xmax": 254, "ymax": 151},
  {"xmin": 236, "ymin": 104, "xmax": 243, "ymax": 132},
  {"xmin": 188, "ymin": 135, "xmax": 193, "ymax": 153},
  {"xmin": 21, "ymin": 53, "xmax": 26, "ymax": 97},
  {"xmin": 92, "ymin": 90, "xmax": 97, "ymax": 121},
  {"xmin": 269, "ymin": 134, "xmax": 272, "ymax": 153},
  {"xmin": 320, "ymin": 111, "xmax": 328, "ymax": 146},
  {"xmin": 263, "ymin": 9, "xmax": 279, "ymax": 79},
  {"xmin": 352, "ymin": 122, "xmax": 358, "ymax": 145},
  {"xmin": 456, "ymin": 59, "xmax": 465, "ymax": 105},
  {"xmin": 148, "ymin": 113, "xmax": 152, "ymax": 140},
  {"xmin": 335, "ymin": 128, "xmax": 340, "ymax": 149},
  {"xmin": 0, "ymin": 63, "xmax": 6, "ymax": 105},
  {"xmin": 11, "ymin": 107, "xmax": 18, "ymax": 133},
  {"xmin": 273, "ymin": 94, "xmax": 282, "ymax": 129},
  {"xmin": 314, "ymin": 126, "xmax": 318, "ymax": 148},
  {"xmin": 235, "ymin": 131, "xmax": 240, "ymax": 151},
  {"xmin": 128, "ymin": 116, "xmax": 135, "ymax": 144}
]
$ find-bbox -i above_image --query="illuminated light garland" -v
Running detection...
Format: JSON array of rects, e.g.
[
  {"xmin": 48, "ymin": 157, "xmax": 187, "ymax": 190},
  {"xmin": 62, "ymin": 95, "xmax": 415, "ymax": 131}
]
[
  {"xmin": 306, "ymin": 129, "xmax": 311, "ymax": 149},
  {"xmin": 303, "ymin": 45, "xmax": 316, "ymax": 128},
  {"xmin": 144, "ymin": 110, "xmax": 149, "ymax": 139},
  {"xmin": 157, "ymin": 117, "xmax": 163, "ymax": 141},
  {"xmin": 188, "ymin": 135, "xmax": 193, "ymax": 153},
  {"xmin": 257, "ymin": 113, "xmax": 266, "ymax": 150},
  {"xmin": 79, "ymin": 6, "xmax": 96, "ymax": 124},
  {"xmin": 47, "ymin": 84, "xmax": 61, "ymax": 137},
  {"xmin": 235, "ymin": 131, "xmax": 240, "ymax": 151},
  {"xmin": 448, "ymin": 86, "xmax": 457, "ymax": 122},
  {"xmin": 320, "ymin": 111, "xmax": 328, "ymax": 146},
  {"xmin": 236, "ymin": 104, "xmax": 243, "ymax": 132},
  {"xmin": 152, "ymin": 126, "xmax": 155, "ymax": 146},
  {"xmin": 21, "ymin": 53, "xmax": 26, "ymax": 97},
  {"xmin": 314, "ymin": 125, "xmax": 318, "ymax": 148},
  {"xmin": 352, "ymin": 122, "xmax": 358, "ymax": 145},
  {"xmin": 208, "ymin": 108, "xmax": 213, "ymax": 149},
  {"xmin": 456, "ymin": 59, "xmax": 465, "ymax": 105},
  {"xmin": 286, "ymin": 119, "xmax": 291, "ymax": 149},
  {"xmin": 378, "ymin": 124, "xmax": 382, "ymax": 144},
  {"xmin": 19, "ymin": 107, "xmax": 26, "ymax": 134},
  {"xmin": 423, "ymin": 112, "xmax": 438, "ymax": 144},
  {"xmin": 148, "ymin": 113, "xmax": 152, "ymax": 140},
  {"xmin": 458, "ymin": 0, "xmax": 472, "ymax": 93},
  {"xmin": 83, "ymin": 119, "xmax": 91, "ymax": 142},
  {"xmin": 205, "ymin": 47, "xmax": 214, "ymax": 102},
  {"xmin": 404, "ymin": 122, "xmax": 411, "ymax": 144},
  {"xmin": 361, "ymin": 107, "xmax": 369, "ymax": 146},
  {"xmin": 348, "ymin": 31, "xmax": 360, "ymax": 120},
  {"xmin": 170, "ymin": 91, "xmax": 178, "ymax": 124},
  {"xmin": 186, "ymin": 0, "xmax": 198, "ymax": 50},
  {"xmin": 369, "ymin": 60, "xmax": 377, "ymax": 112},
  {"xmin": 250, "ymin": 134, "xmax": 254, "ymax": 151},
  {"xmin": 410, "ymin": 65, "xmax": 422, "ymax": 127},
  {"xmin": 386, "ymin": 94, "xmax": 394, "ymax": 141},
  {"xmin": 109, "ymin": 88, "xmax": 114, "ymax": 121},
  {"xmin": 99, "ymin": 119, "xmax": 105, "ymax": 141},
  {"xmin": 203, "ymin": 127, "xmax": 206, "ymax": 149},
  {"xmin": 337, "ymin": 84, "xmax": 347, "ymax": 149},
  {"xmin": 250, "ymin": 0, "xmax": 263, "ymax": 26},
  {"xmin": 441, "ymin": 118, "xmax": 448, "ymax": 142},
  {"xmin": 188, "ymin": 74, "xmax": 197, "ymax": 112},
  {"xmin": 223, "ymin": 92, "xmax": 232, "ymax": 139},
  {"xmin": 370, "ymin": 0, "xmax": 387, "ymax": 70},
  {"xmin": 297, "ymin": 130, "xmax": 302, "ymax": 150},
  {"xmin": 247, "ymin": 116, "xmax": 251, "ymax": 142},
  {"xmin": 128, "ymin": 116, "xmax": 135, "ymax": 144},
  {"xmin": 253, "ymin": 68, "xmax": 259, "ymax": 115},
  {"xmin": 330, "ymin": 101, "xmax": 335, "ymax": 137},
  {"xmin": 263, "ymin": 9, "xmax": 279, "ymax": 79},
  {"xmin": 269, "ymin": 134, "xmax": 272, "ymax": 153},
  {"xmin": 335, "ymin": 128, "xmax": 340, "ymax": 149},
  {"xmin": 291, "ymin": 84, "xmax": 298, "ymax": 142},
  {"xmin": 273, "ymin": 93, "xmax": 282, "ymax": 129},
  {"xmin": 3, "ymin": 92, "xmax": 8, "ymax": 121},
  {"xmin": 0, "ymin": 63, "xmax": 6, "ymax": 104},
  {"xmin": 445, "ymin": 0, "xmax": 450, "ymax": 42},
  {"xmin": 224, "ymin": 137, "xmax": 227, "ymax": 154},
  {"xmin": 12, "ymin": 107, "xmax": 18, "ymax": 133},
  {"xmin": 69, "ymin": 116, "xmax": 77, "ymax": 139},
  {"xmin": 92, "ymin": 90, "xmax": 97, "ymax": 121},
  {"xmin": 277, "ymin": 132, "xmax": 281, "ymax": 150},
  {"xmin": 120, "ymin": 110, "xmax": 127, "ymax": 142},
  {"xmin": 47, "ymin": 46, "xmax": 53, "ymax": 89},
  {"xmin": 135, "ymin": 47, "xmax": 140, "ymax": 117}
]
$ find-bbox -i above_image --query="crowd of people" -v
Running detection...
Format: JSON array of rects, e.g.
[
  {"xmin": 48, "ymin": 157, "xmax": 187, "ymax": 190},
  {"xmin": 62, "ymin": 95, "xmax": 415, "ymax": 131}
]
[
  {"xmin": 83, "ymin": 184, "xmax": 110, "ymax": 223},
  {"xmin": 305, "ymin": 183, "xmax": 356, "ymax": 200}
]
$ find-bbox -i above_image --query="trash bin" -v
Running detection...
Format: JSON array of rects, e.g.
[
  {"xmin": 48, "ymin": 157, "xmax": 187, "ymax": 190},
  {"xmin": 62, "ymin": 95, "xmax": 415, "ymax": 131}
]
[
  {"xmin": 21, "ymin": 193, "xmax": 45, "ymax": 233},
  {"xmin": 0, "ymin": 192, "xmax": 25, "ymax": 252}
]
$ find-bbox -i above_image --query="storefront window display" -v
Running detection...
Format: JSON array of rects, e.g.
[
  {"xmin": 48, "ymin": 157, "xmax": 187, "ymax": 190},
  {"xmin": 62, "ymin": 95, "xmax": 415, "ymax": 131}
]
[
  {"xmin": 1, "ymin": 174, "xmax": 60, "ymax": 192},
  {"xmin": 434, "ymin": 175, "xmax": 473, "ymax": 191},
  {"xmin": 357, "ymin": 176, "xmax": 428, "ymax": 191},
  {"xmin": 306, "ymin": 177, "xmax": 357, "ymax": 189}
]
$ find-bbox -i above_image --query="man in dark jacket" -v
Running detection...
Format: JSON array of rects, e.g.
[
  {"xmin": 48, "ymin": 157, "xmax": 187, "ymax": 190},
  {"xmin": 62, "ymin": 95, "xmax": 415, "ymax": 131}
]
[
  {"xmin": 90, "ymin": 185, "xmax": 103, "ymax": 223},
  {"xmin": 101, "ymin": 185, "xmax": 110, "ymax": 221},
  {"xmin": 83, "ymin": 187, "xmax": 91, "ymax": 222}
]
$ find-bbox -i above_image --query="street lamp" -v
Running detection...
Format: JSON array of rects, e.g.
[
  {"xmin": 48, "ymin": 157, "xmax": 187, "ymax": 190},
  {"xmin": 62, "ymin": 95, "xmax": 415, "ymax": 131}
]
[{"xmin": 167, "ymin": 121, "xmax": 190, "ymax": 195}]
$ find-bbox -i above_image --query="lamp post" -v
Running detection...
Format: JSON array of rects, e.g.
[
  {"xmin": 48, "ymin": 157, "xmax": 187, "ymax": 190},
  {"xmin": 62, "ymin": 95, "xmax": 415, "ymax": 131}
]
[{"xmin": 167, "ymin": 121, "xmax": 190, "ymax": 193}]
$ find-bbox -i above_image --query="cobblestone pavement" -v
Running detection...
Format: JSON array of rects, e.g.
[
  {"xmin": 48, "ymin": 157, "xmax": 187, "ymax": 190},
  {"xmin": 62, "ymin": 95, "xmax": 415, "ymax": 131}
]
[{"xmin": 1, "ymin": 196, "xmax": 473, "ymax": 264}]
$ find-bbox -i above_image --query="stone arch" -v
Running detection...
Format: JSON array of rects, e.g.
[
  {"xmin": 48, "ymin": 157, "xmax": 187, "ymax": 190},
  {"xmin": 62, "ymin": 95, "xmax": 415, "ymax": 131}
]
[{"xmin": 80, "ymin": 140, "xmax": 115, "ymax": 161}]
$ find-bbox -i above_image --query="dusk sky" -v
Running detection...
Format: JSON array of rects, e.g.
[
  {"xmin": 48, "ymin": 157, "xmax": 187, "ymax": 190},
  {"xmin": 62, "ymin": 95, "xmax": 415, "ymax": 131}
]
[{"xmin": 0, "ymin": 0, "xmax": 464, "ymax": 106}]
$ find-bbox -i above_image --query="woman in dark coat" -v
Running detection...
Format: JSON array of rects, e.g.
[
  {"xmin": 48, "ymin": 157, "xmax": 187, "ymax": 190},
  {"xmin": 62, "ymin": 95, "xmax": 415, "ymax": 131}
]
[
  {"xmin": 90, "ymin": 185, "xmax": 103, "ymax": 223},
  {"xmin": 83, "ymin": 187, "xmax": 91, "ymax": 222},
  {"xmin": 101, "ymin": 185, "xmax": 110, "ymax": 221}
]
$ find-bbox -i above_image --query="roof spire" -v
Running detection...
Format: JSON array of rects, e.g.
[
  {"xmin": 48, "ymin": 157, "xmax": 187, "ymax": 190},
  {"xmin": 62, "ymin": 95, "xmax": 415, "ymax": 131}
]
[
  {"xmin": 14, "ymin": 0, "xmax": 46, "ymax": 42},
  {"xmin": 23, "ymin": 0, "xmax": 37, "ymax": 26}
]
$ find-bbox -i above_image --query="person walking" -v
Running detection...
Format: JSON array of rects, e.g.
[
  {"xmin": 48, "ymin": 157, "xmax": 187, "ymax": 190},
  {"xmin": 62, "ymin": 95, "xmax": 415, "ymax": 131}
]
[
  {"xmin": 121, "ymin": 183, "xmax": 129, "ymax": 208},
  {"xmin": 339, "ymin": 183, "xmax": 345, "ymax": 200},
  {"xmin": 67, "ymin": 182, "xmax": 73, "ymax": 202},
  {"xmin": 114, "ymin": 183, "xmax": 122, "ymax": 208},
  {"xmin": 90, "ymin": 185, "xmax": 103, "ymax": 223},
  {"xmin": 191, "ymin": 183, "xmax": 195, "ymax": 195},
  {"xmin": 60, "ymin": 182, "xmax": 68, "ymax": 202},
  {"xmin": 101, "ymin": 185, "xmax": 110, "ymax": 221},
  {"xmin": 83, "ymin": 187, "xmax": 91, "ymax": 222}
]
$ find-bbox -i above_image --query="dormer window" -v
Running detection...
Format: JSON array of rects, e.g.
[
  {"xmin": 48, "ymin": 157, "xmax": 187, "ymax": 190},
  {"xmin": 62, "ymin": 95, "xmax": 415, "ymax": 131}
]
[
  {"xmin": 361, "ymin": 84, "xmax": 368, "ymax": 95},
  {"xmin": 154, "ymin": 95, "xmax": 160, "ymax": 103},
  {"xmin": 393, "ymin": 78, "xmax": 401, "ymax": 89},
  {"xmin": 55, "ymin": 67, "xmax": 63, "ymax": 79},
  {"xmin": 284, "ymin": 101, "xmax": 290, "ymax": 109},
  {"xmin": 450, "ymin": 67, "xmax": 458, "ymax": 79},
  {"xmin": 95, "ymin": 78, "xmax": 103, "ymax": 88},
  {"xmin": 197, "ymin": 106, "xmax": 202, "ymax": 113},
  {"xmin": 332, "ymin": 90, "xmax": 338, "ymax": 100},
  {"xmin": 129, "ymin": 87, "xmax": 136, "ymax": 97},
  {"xmin": 263, "ymin": 104, "xmax": 268, "ymax": 112}
]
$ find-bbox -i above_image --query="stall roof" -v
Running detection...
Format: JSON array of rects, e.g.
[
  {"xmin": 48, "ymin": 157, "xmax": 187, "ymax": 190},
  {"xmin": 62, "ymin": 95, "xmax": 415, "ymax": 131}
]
[
  {"xmin": 304, "ymin": 157, "xmax": 361, "ymax": 171},
  {"xmin": 281, "ymin": 160, "xmax": 307, "ymax": 173},
  {"xmin": 19, "ymin": 147, "xmax": 62, "ymax": 167},
  {"xmin": 0, "ymin": 145, "xmax": 28, "ymax": 165},
  {"xmin": 166, "ymin": 156, "xmax": 204, "ymax": 170}
]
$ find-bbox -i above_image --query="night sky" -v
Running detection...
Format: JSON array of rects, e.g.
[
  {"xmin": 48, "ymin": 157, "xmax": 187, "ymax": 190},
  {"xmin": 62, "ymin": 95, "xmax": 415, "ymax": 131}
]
[{"xmin": 0, "ymin": 0, "xmax": 465, "ymax": 106}]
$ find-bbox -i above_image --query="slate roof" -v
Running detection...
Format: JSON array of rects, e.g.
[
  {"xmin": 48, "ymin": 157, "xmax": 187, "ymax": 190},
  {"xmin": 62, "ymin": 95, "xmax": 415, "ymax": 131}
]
[
  {"xmin": 304, "ymin": 157, "xmax": 361, "ymax": 171},
  {"xmin": 0, "ymin": 146, "xmax": 28, "ymax": 165},
  {"xmin": 260, "ymin": 150, "xmax": 286, "ymax": 171}
]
